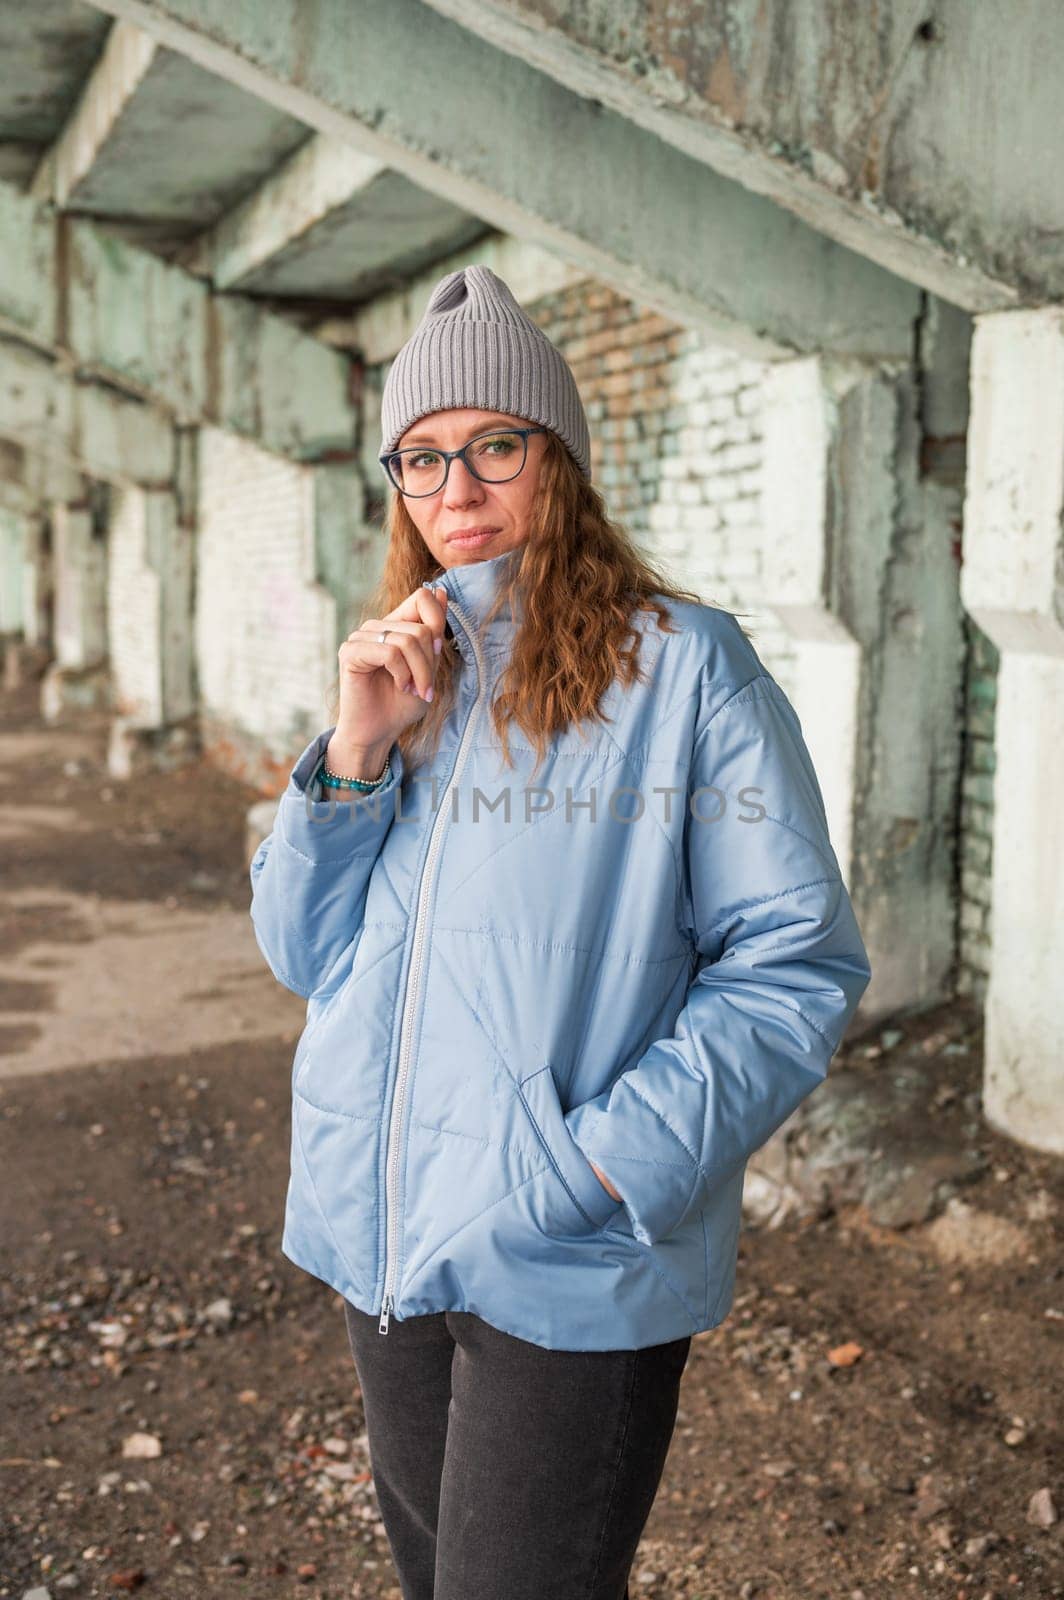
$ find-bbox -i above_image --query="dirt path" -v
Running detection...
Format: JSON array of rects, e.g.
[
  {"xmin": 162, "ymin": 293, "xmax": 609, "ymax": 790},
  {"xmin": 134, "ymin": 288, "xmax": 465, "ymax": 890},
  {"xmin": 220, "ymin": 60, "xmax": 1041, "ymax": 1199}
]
[{"xmin": 2, "ymin": 678, "xmax": 1061, "ymax": 1600}]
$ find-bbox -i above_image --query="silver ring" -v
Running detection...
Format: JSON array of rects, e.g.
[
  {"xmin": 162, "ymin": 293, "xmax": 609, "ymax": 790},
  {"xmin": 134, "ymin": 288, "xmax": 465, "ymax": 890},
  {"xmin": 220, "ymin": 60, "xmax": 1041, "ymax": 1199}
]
[{"xmin": 377, "ymin": 629, "xmax": 390, "ymax": 645}]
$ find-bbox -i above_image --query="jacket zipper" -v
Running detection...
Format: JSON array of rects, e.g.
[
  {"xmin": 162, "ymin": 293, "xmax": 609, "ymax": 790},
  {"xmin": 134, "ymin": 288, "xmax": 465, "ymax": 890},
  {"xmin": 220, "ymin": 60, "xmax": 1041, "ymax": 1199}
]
[{"xmin": 379, "ymin": 593, "xmax": 485, "ymax": 1334}]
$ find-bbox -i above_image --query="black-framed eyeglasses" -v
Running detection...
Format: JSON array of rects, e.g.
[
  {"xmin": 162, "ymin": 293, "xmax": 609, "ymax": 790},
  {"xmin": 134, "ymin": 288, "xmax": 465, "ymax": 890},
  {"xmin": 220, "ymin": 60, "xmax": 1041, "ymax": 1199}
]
[{"xmin": 379, "ymin": 427, "xmax": 547, "ymax": 498}]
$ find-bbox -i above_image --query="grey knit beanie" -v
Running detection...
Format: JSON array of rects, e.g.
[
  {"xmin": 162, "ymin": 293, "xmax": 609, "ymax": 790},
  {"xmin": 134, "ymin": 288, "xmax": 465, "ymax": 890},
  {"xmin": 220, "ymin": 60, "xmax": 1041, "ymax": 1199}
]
[{"xmin": 380, "ymin": 265, "xmax": 592, "ymax": 481}]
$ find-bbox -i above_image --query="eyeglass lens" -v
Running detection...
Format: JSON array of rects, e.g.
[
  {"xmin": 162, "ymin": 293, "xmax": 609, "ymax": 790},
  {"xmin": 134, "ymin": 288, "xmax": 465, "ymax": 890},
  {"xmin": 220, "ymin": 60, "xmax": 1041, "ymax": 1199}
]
[{"xmin": 389, "ymin": 431, "xmax": 526, "ymax": 495}]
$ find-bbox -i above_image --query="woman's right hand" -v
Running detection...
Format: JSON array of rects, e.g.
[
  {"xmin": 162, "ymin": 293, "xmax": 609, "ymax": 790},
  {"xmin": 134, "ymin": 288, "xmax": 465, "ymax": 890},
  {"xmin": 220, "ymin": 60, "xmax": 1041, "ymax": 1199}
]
[{"xmin": 329, "ymin": 584, "xmax": 449, "ymax": 768}]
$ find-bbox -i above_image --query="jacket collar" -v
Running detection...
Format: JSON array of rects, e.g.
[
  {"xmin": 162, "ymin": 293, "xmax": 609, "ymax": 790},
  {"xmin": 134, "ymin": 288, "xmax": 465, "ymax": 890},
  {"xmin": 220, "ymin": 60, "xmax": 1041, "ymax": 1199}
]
[{"xmin": 421, "ymin": 545, "xmax": 524, "ymax": 662}]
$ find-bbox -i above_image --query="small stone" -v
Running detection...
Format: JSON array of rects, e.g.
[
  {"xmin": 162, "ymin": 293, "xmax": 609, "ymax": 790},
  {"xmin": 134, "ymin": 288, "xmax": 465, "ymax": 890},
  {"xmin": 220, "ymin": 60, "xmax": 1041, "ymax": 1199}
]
[
  {"xmin": 108, "ymin": 1573, "xmax": 145, "ymax": 1592},
  {"xmin": 880, "ymin": 1028, "xmax": 904, "ymax": 1050},
  {"xmin": 121, "ymin": 1431, "xmax": 162, "ymax": 1460},
  {"xmin": 1027, "ymin": 1486, "xmax": 1057, "ymax": 1528},
  {"xmin": 22, "ymin": 1588, "xmax": 53, "ymax": 1600},
  {"xmin": 203, "ymin": 1297, "xmax": 233, "ymax": 1328},
  {"xmin": 964, "ymin": 1532, "xmax": 998, "ymax": 1559},
  {"xmin": 55, "ymin": 1580, "xmax": 81, "ymax": 1594},
  {"xmin": 1003, "ymin": 1424, "xmax": 1026, "ymax": 1447},
  {"xmin": 1025, "ymin": 1188, "xmax": 1056, "ymax": 1222},
  {"xmin": 865, "ymin": 1145, "xmax": 985, "ymax": 1229},
  {"xmin": 827, "ymin": 1340, "xmax": 864, "ymax": 1367},
  {"xmin": 923, "ymin": 1197, "xmax": 1031, "ymax": 1266},
  {"xmin": 913, "ymin": 1471, "xmax": 951, "ymax": 1521}
]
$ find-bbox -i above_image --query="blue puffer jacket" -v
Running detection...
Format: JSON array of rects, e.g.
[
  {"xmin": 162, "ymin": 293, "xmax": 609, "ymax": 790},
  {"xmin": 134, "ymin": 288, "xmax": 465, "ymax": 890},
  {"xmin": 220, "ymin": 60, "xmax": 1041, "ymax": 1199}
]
[{"xmin": 249, "ymin": 545, "xmax": 871, "ymax": 1351}]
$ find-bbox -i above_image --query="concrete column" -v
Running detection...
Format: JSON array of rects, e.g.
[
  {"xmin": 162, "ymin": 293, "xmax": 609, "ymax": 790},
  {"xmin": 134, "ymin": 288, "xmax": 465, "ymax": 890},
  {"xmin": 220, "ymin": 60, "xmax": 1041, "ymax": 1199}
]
[
  {"xmin": 52, "ymin": 500, "xmax": 107, "ymax": 671},
  {"xmin": 0, "ymin": 507, "xmax": 26, "ymax": 636},
  {"xmin": 960, "ymin": 307, "xmax": 1064, "ymax": 1155},
  {"xmin": 0, "ymin": 505, "xmax": 29, "ymax": 687},
  {"xmin": 20, "ymin": 510, "xmax": 51, "ymax": 651},
  {"xmin": 108, "ymin": 483, "xmax": 194, "ymax": 711},
  {"xmin": 105, "ymin": 427, "xmax": 198, "ymax": 777},
  {"xmin": 41, "ymin": 497, "xmax": 109, "ymax": 719},
  {"xmin": 761, "ymin": 353, "xmax": 965, "ymax": 1023},
  {"xmin": 761, "ymin": 358, "xmax": 863, "ymax": 879}
]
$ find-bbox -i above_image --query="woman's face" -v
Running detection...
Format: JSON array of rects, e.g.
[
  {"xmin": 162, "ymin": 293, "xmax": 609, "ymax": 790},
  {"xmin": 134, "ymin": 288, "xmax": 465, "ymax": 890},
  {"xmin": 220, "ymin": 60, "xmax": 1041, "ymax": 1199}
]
[{"xmin": 394, "ymin": 407, "xmax": 547, "ymax": 571}]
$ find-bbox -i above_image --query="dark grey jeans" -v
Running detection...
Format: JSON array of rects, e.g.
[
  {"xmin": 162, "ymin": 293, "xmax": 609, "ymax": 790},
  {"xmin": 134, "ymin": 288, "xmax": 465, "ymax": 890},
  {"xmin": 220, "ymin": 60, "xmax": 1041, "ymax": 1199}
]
[{"xmin": 343, "ymin": 1301, "xmax": 692, "ymax": 1600}]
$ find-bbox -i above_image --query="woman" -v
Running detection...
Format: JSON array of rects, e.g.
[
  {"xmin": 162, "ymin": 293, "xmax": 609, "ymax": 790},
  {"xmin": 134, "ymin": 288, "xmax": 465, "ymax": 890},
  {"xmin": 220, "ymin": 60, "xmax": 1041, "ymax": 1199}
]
[{"xmin": 250, "ymin": 265, "xmax": 872, "ymax": 1599}]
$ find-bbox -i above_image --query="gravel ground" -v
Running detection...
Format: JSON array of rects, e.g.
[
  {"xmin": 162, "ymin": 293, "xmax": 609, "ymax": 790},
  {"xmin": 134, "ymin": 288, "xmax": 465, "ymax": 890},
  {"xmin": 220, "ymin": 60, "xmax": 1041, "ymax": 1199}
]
[{"xmin": 1, "ymin": 672, "xmax": 1061, "ymax": 1600}]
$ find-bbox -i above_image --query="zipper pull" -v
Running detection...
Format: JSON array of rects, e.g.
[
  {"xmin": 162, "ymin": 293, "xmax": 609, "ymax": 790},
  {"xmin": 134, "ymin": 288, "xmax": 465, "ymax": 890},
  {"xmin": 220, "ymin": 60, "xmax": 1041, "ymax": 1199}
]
[{"xmin": 378, "ymin": 1292, "xmax": 392, "ymax": 1335}]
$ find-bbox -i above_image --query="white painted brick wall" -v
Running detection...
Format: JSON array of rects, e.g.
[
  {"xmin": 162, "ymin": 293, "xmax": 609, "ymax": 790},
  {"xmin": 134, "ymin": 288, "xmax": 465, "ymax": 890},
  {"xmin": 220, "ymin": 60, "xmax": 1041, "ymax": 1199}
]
[
  {"xmin": 196, "ymin": 427, "xmax": 336, "ymax": 757},
  {"xmin": 625, "ymin": 335, "xmax": 796, "ymax": 693}
]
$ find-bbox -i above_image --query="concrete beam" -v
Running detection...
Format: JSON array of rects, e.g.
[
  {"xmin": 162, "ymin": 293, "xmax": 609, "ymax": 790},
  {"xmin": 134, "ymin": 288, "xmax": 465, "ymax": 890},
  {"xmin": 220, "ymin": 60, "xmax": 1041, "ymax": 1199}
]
[
  {"xmin": 82, "ymin": 0, "xmax": 921, "ymax": 363},
  {"xmin": 317, "ymin": 233, "xmax": 588, "ymax": 363},
  {"xmin": 192, "ymin": 132, "xmax": 485, "ymax": 300},
  {"xmin": 424, "ymin": 0, "xmax": 1049, "ymax": 312},
  {"xmin": 200, "ymin": 133, "xmax": 385, "ymax": 290},
  {"xmin": 30, "ymin": 20, "xmax": 158, "ymax": 209},
  {"xmin": 1, "ymin": 181, "xmax": 357, "ymax": 461}
]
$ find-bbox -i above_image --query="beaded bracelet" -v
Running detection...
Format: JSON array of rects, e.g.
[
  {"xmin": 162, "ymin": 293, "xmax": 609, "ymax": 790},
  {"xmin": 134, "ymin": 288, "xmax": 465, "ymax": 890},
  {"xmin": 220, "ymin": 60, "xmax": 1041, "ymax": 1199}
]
[{"xmin": 318, "ymin": 751, "xmax": 391, "ymax": 792}]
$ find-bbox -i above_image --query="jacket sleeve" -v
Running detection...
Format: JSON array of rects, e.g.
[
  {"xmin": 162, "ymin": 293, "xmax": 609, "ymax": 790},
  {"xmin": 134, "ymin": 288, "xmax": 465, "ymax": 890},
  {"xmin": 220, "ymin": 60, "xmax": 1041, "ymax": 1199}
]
[
  {"xmin": 564, "ymin": 663, "xmax": 872, "ymax": 1247},
  {"xmin": 248, "ymin": 726, "xmax": 405, "ymax": 1000}
]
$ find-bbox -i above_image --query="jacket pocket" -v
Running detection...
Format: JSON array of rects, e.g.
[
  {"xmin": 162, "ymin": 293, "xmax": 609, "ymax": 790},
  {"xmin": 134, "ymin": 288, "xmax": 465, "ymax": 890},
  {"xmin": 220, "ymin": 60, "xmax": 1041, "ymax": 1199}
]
[
  {"xmin": 291, "ymin": 937, "xmax": 365, "ymax": 1093},
  {"xmin": 292, "ymin": 985, "xmax": 344, "ymax": 1094},
  {"xmin": 516, "ymin": 1065, "xmax": 626, "ymax": 1235}
]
